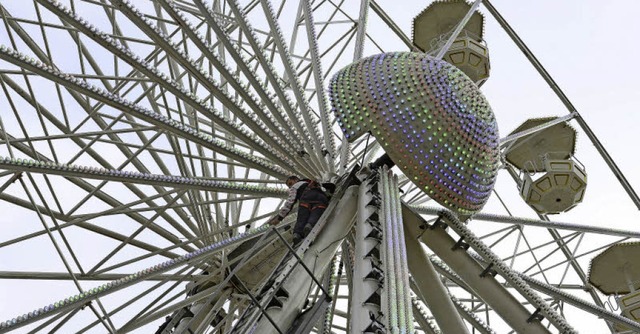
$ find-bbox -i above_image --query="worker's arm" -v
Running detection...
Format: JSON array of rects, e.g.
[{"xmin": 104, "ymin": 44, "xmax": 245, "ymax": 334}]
[
  {"xmin": 321, "ymin": 182, "xmax": 336, "ymax": 194},
  {"xmin": 268, "ymin": 183, "xmax": 300, "ymax": 225},
  {"xmin": 277, "ymin": 184, "xmax": 298, "ymax": 220}
]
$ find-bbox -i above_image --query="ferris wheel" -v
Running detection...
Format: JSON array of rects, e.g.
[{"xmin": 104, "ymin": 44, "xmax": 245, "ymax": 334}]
[{"xmin": 1, "ymin": 0, "xmax": 640, "ymax": 333}]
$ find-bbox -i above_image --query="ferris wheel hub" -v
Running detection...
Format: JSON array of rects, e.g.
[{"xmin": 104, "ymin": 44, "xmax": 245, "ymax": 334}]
[{"xmin": 330, "ymin": 52, "xmax": 500, "ymax": 215}]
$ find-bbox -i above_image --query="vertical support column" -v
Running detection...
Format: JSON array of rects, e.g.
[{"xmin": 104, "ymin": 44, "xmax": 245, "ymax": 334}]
[
  {"xmin": 353, "ymin": 0, "xmax": 370, "ymax": 61},
  {"xmin": 380, "ymin": 167, "xmax": 414, "ymax": 333},
  {"xmin": 404, "ymin": 229, "xmax": 470, "ymax": 334},
  {"xmin": 249, "ymin": 186, "xmax": 359, "ymax": 334},
  {"xmin": 380, "ymin": 171, "xmax": 399, "ymax": 333},
  {"xmin": 402, "ymin": 205, "xmax": 553, "ymax": 334},
  {"xmin": 341, "ymin": 239, "xmax": 355, "ymax": 331},
  {"xmin": 349, "ymin": 175, "xmax": 385, "ymax": 332}
]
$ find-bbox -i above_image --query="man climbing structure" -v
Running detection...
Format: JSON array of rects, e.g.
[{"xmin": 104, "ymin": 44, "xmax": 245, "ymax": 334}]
[{"xmin": 268, "ymin": 176, "xmax": 335, "ymax": 244}]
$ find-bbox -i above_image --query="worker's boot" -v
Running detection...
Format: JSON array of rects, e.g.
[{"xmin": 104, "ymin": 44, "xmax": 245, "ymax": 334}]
[
  {"xmin": 302, "ymin": 224, "xmax": 313, "ymax": 237},
  {"xmin": 292, "ymin": 232, "xmax": 303, "ymax": 246}
]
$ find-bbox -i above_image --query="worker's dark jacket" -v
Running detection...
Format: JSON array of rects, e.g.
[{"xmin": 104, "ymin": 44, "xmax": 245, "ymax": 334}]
[{"xmin": 276, "ymin": 180, "xmax": 334, "ymax": 221}]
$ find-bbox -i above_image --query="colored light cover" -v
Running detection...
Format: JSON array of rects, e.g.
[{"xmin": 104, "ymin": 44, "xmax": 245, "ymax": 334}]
[{"xmin": 329, "ymin": 52, "xmax": 499, "ymax": 214}]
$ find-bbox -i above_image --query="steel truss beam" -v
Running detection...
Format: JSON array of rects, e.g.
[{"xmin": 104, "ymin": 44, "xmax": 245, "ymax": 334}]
[
  {"xmin": 349, "ymin": 176, "xmax": 382, "ymax": 332},
  {"xmin": 0, "ymin": 157, "xmax": 287, "ymax": 198},
  {"xmin": 0, "ymin": 271, "xmax": 206, "ymax": 281},
  {"xmin": 0, "ymin": 131, "xmax": 196, "ymax": 251},
  {"xmin": 0, "ymin": 46, "xmax": 289, "ymax": 178},
  {"xmin": 405, "ymin": 229, "xmax": 468, "ymax": 333},
  {"xmin": 412, "ymin": 206, "xmax": 640, "ymax": 239},
  {"xmin": 379, "ymin": 168, "xmax": 414, "ymax": 332},
  {"xmin": 0, "ymin": 224, "xmax": 273, "ymax": 333},
  {"xmin": 403, "ymin": 206, "xmax": 553, "ymax": 333},
  {"xmin": 467, "ymin": 252, "xmax": 640, "ymax": 332},
  {"xmin": 244, "ymin": 185, "xmax": 358, "ymax": 334}
]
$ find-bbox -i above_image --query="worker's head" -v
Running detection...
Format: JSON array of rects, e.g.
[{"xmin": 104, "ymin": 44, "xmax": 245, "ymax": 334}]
[{"xmin": 285, "ymin": 175, "xmax": 299, "ymax": 188}]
